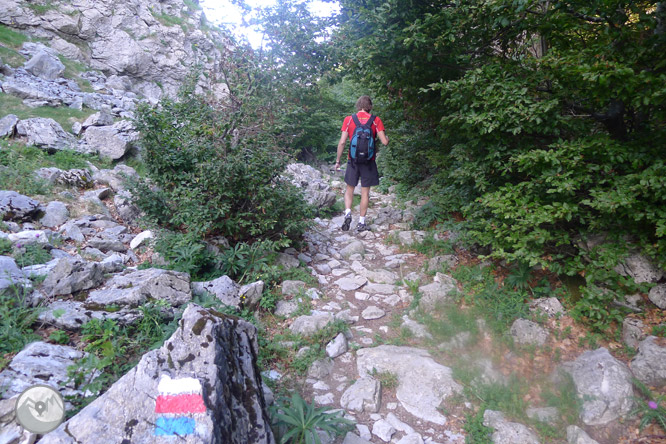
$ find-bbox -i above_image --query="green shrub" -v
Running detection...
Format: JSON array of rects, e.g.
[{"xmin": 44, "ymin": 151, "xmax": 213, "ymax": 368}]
[
  {"xmin": 0, "ymin": 238, "xmax": 12, "ymax": 255},
  {"xmin": 48, "ymin": 329, "xmax": 70, "ymax": 345},
  {"xmin": 0, "ymin": 289, "xmax": 41, "ymax": 357},
  {"xmin": 14, "ymin": 243, "xmax": 52, "ymax": 267},
  {"xmin": 133, "ymin": 72, "xmax": 312, "ymax": 244}
]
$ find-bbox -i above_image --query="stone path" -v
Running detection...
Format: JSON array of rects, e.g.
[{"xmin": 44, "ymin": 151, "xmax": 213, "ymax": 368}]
[{"xmin": 283, "ymin": 187, "xmax": 468, "ymax": 444}]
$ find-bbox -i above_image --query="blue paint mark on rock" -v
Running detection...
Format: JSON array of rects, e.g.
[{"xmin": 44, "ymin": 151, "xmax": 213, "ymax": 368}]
[{"xmin": 154, "ymin": 417, "xmax": 195, "ymax": 436}]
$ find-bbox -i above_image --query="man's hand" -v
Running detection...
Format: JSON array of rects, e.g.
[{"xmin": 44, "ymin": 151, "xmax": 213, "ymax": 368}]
[{"xmin": 335, "ymin": 160, "xmax": 341, "ymax": 171}]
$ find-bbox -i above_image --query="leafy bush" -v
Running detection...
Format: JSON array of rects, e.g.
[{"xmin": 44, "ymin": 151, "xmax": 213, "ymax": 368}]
[
  {"xmin": 0, "ymin": 289, "xmax": 41, "ymax": 357},
  {"xmin": 133, "ymin": 71, "xmax": 312, "ymax": 244},
  {"xmin": 14, "ymin": 243, "xmax": 52, "ymax": 267},
  {"xmin": 271, "ymin": 392, "xmax": 354, "ymax": 444}
]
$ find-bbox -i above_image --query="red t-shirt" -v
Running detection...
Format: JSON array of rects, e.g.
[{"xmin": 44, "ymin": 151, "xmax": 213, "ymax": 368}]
[{"xmin": 341, "ymin": 111, "xmax": 385, "ymax": 160}]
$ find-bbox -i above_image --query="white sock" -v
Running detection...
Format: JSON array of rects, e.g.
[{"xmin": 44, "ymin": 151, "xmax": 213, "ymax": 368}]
[
  {"xmin": 345, "ymin": 209, "xmax": 351, "ymax": 216},
  {"xmin": 359, "ymin": 216, "xmax": 365, "ymax": 224}
]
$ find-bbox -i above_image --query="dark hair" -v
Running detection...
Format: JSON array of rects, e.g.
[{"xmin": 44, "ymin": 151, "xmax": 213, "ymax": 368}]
[{"xmin": 355, "ymin": 95, "xmax": 373, "ymax": 112}]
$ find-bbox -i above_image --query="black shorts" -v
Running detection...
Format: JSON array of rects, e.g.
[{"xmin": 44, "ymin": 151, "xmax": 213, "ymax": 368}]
[{"xmin": 344, "ymin": 159, "xmax": 379, "ymax": 188}]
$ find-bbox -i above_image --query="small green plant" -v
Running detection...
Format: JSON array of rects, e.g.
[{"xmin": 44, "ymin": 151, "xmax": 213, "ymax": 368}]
[
  {"xmin": 14, "ymin": 243, "xmax": 52, "ymax": 267},
  {"xmin": 0, "ymin": 238, "xmax": 12, "ymax": 255},
  {"xmin": 464, "ymin": 409, "xmax": 493, "ymax": 444},
  {"xmin": 271, "ymin": 392, "xmax": 354, "ymax": 444},
  {"xmin": 25, "ymin": 1, "xmax": 57, "ymax": 14},
  {"xmin": 370, "ymin": 368, "xmax": 398, "ymax": 390},
  {"xmin": 503, "ymin": 262, "xmax": 532, "ymax": 291},
  {"xmin": 631, "ymin": 378, "xmax": 666, "ymax": 432},
  {"xmin": 0, "ymin": 288, "xmax": 41, "ymax": 357},
  {"xmin": 652, "ymin": 324, "xmax": 666, "ymax": 337},
  {"xmin": 48, "ymin": 329, "xmax": 70, "ymax": 344}
]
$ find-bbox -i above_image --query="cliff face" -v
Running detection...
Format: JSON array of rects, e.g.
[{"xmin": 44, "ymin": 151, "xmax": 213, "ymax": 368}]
[{"xmin": 0, "ymin": 0, "xmax": 231, "ymax": 102}]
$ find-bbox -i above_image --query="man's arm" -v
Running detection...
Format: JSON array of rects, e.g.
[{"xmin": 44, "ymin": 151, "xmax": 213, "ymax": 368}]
[
  {"xmin": 377, "ymin": 130, "xmax": 389, "ymax": 146},
  {"xmin": 335, "ymin": 132, "xmax": 348, "ymax": 170}
]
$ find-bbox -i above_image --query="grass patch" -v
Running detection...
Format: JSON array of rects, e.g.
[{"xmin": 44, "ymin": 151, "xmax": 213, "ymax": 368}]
[
  {"xmin": 418, "ymin": 303, "xmax": 480, "ymax": 345},
  {"xmin": 151, "ymin": 10, "xmax": 187, "ymax": 28},
  {"xmin": 0, "ymin": 288, "xmax": 42, "ymax": 368},
  {"xmin": 370, "ymin": 368, "xmax": 398, "ymax": 390},
  {"xmin": 25, "ymin": 1, "xmax": 57, "ymax": 15},
  {"xmin": 0, "ymin": 24, "xmax": 30, "ymax": 67},
  {"xmin": 0, "ymin": 94, "xmax": 96, "ymax": 131}
]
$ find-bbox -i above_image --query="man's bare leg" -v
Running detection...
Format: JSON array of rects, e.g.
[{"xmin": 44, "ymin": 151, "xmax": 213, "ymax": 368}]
[
  {"xmin": 360, "ymin": 186, "xmax": 370, "ymax": 217},
  {"xmin": 341, "ymin": 184, "xmax": 354, "ymax": 231}
]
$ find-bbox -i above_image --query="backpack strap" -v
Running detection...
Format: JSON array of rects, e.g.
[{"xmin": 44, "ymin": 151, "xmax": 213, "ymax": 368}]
[{"xmin": 351, "ymin": 114, "xmax": 376, "ymax": 130}]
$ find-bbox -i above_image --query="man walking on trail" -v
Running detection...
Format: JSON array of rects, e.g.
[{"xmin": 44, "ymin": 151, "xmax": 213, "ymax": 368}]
[{"xmin": 335, "ymin": 95, "xmax": 389, "ymax": 232}]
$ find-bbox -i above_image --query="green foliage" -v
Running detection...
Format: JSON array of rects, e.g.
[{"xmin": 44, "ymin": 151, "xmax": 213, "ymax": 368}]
[
  {"xmin": 541, "ymin": 371, "xmax": 582, "ymax": 427},
  {"xmin": 631, "ymin": 378, "xmax": 666, "ymax": 432},
  {"xmin": 152, "ymin": 230, "xmax": 216, "ymax": 278},
  {"xmin": 0, "ymin": 90, "xmax": 95, "ymax": 130},
  {"xmin": 464, "ymin": 409, "xmax": 493, "ymax": 444},
  {"xmin": 133, "ymin": 69, "xmax": 312, "ymax": 244},
  {"xmin": 48, "ymin": 329, "xmax": 70, "ymax": 345},
  {"xmin": 271, "ymin": 392, "xmax": 354, "ymax": 444},
  {"xmin": 14, "ymin": 243, "xmax": 52, "ymax": 267},
  {"xmin": 370, "ymin": 368, "xmax": 398, "ymax": 391},
  {"xmin": 0, "ymin": 288, "xmax": 41, "ymax": 358},
  {"xmin": 0, "ymin": 238, "xmax": 12, "ymax": 255},
  {"xmin": 25, "ymin": 1, "xmax": 56, "ymax": 15}
]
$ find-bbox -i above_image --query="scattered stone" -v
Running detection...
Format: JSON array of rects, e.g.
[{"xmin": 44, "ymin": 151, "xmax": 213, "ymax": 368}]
[
  {"xmin": 372, "ymin": 419, "xmax": 396, "ymax": 442},
  {"xmin": 40, "ymin": 305, "xmax": 274, "ymax": 444},
  {"xmin": 0, "ymin": 256, "xmax": 32, "ymax": 296},
  {"xmin": 129, "ymin": 230, "xmax": 153, "ymax": 249},
  {"xmin": 290, "ymin": 312, "xmax": 334, "ymax": 336},
  {"xmin": 418, "ymin": 275, "xmax": 456, "ymax": 311},
  {"xmin": 340, "ymin": 378, "xmax": 381, "ymax": 413},
  {"xmin": 356, "ymin": 424, "xmax": 372, "ymax": 441},
  {"xmin": 308, "ymin": 358, "xmax": 334, "ymax": 379},
  {"xmin": 240, "ymin": 280, "xmax": 265, "ymax": 309},
  {"xmin": 0, "ymin": 190, "xmax": 42, "ymax": 222},
  {"xmin": 24, "ymin": 50, "xmax": 65, "ymax": 80},
  {"xmin": 356, "ymin": 345, "xmax": 462, "ymax": 425},
  {"xmin": 15, "ymin": 118, "xmax": 76, "ymax": 151},
  {"xmin": 283, "ymin": 163, "xmax": 336, "ymax": 209},
  {"xmin": 397, "ymin": 230, "xmax": 425, "ymax": 246},
  {"xmin": 335, "ymin": 309, "xmax": 359, "ymax": 324},
  {"xmin": 277, "ymin": 252, "xmax": 300, "ymax": 269},
  {"xmin": 275, "ymin": 300, "xmax": 298, "ymax": 317},
  {"xmin": 341, "ymin": 240, "xmax": 365, "ymax": 259},
  {"xmin": 402, "ymin": 316, "xmax": 433, "ymax": 339},
  {"xmin": 622, "ymin": 317, "xmax": 646, "ymax": 349},
  {"xmin": 0, "ymin": 114, "xmax": 19, "ymax": 138},
  {"xmin": 0, "ymin": 342, "xmax": 87, "ymax": 400},
  {"xmin": 561, "ymin": 347, "xmax": 634, "ymax": 425},
  {"xmin": 631, "ymin": 336, "xmax": 666, "ymax": 387},
  {"xmin": 192, "ymin": 275, "xmax": 240, "ymax": 308},
  {"xmin": 396, "ymin": 434, "xmax": 425, "ymax": 444},
  {"xmin": 326, "ymin": 333, "xmax": 348, "ymax": 358},
  {"xmin": 343, "ymin": 432, "xmax": 372, "ymax": 444},
  {"xmin": 614, "ymin": 254, "xmax": 664, "ymax": 283},
  {"xmin": 482, "ymin": 410, "xmax": 540, "ymax": 444},
  {"xmin": 355, "ymin": 291, "xmax": 370, "ymax": 301},
  {"xmin": 510, "ymin": 319, "xmax": 549, "ymax": 347},
  {"xmin": 315, "ymin": 392, "xmax": 335, "ymax": 405},
  {"xmin": 386, "ymin": 412, "xmax": 415, "ymax": 435},
  {"xmin": 82, "ymin": 111, "xmax": 114, "ymax": 128},
  {"xmin": 428, "ymin": 255, "xmax": 458, "ymax": 272},
  {"xmin": 35, "ymin": 167, "xmax": 93, "ymax": 188},
  {"xmin": 39, "ymin": 201, "xmax": 69, "ymax": 228},
  {"xmin": 282, "ymin": 280, "xmax": 307, "ymax": 296},
  {"xmin": 529, "ymin": 297, "xmax": 565, "ymax": 317},
  {"xmin": 80, "ymin": 122, "xmax": 135, "ymax": 160},
  {"xmin": 525, "ymin": 407, "xmax": 559, "ymax": 425},
  {"xmin": 566, "ymin": 425, "xmax": 600, "ymax": 444},
  {"xmin": 649, "ymin": 284, "xmax": 666, "ymax": 309},
  {"xmin": 362, "ymin": 305, "xmax": 386, "ymax": 320},
  {"xmin": 335, "ymin": 275, "xmax": 368, "ymax": 291},
  {"xmin": 352, "ymin": 261, "xmax": 399, "ymax": 285},
  {"xmin": 42, "ymin": 257, "xmax": 104, "ymax": 297},
  {"xmin": 87, "ymin": 268, "xmax": 191, "ymax": 308}
]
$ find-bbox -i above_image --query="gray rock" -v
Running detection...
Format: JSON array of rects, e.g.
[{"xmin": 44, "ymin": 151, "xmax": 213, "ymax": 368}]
[
  {"xmin": 87, "ymin": 235, "xmax": 127, "ymax": 252},
  {"xmin": 15, "ymin": 118, "xmax": 76, "ymax": 151},
  {"xmin": 385, "ymin": 412, "xmax": 415, "ymax": 435},
  {"xmin": 290, "ymin": 312, "xmax": 334, "ymax": 336},
  {"xmin": 561, "ymin": 348, "xmax": 634, "ymax": 425},
  {"xmin": 129, "ymin": 230, "xmax": 154, "ymax": 250},
  {"xmin": 428, "ymin": 255, "xmax": 458, "ymax": 272},
  {"xmin": 371, "ymin": 419, "xmax": 396, "ymax": 442},
  {"xmin": 0, "ymin": 255, "xmax": 32, "ymax": 296},
  {"xmin": 341, "ymin": 241, "xmax": 365, "ymax": 259},
  {"xmin": 42, "ymin": 257, "xmax": 104, "ymax": 297},
  {"xmin": 361, "ymin": 305, "xmax": 386, "ymax": 320},
  {"xmin": 24, "ymin": 50, "xmax": 65, "ymax": 80},
  {"xmin": 510, "ymin": 319, "xmax": 549, "ymax": 347},
  {"xmin": 282, "ymin": 280, "xmax": 307, "ymax": 296},
  {"xmin": 80, "ymin": 125, "xmax": 130, "ymax": 160},
  {"xmin": 397, "ymin": 230, "xmax": 426, "ymax": 246},
  {"xmin": 276, "ymin": 252, "xmax": 300, "ymax": 269},
  {"xmin": 649, "ymin": 284, "xmax": 666, "ymax": 309},
  {"xmin": 622, "ymin": 317, "xmax": 646, "ymax": 349},
  {"xmin": 38, "ymin": 300, "xmax": 141, "ymax": 330},
  {"xmin": 614, "ymin": 254, "xmax": 664, "ymax": 283},
  {"xmin": 93, "ymin": 165, "xmax": 139, "ymax": 191},
  {"xmin": 0, "ymin": 114, "xmax": 19, "ymax": 137},
  {"xmin": 0, "ymin": 191, "xmax": 42, "ymax": 222},
  {"xmin": 395, "ymin": 434, "xmax": 424, "ymax": 444},
  {"xmin": 525, "ymin": 407, "xmax": 559, "ymax": 425},
  {"xmin": 356, "ymin": 345, "xmax": 462, "ymax": 425},
  {"xmin": 566, "ymin": 425, "xmax": 599, "ymax": 444},
  {"xmin": 275, "ymin": 300, "xmax": 298, "ymax": 317},
  {"xmin": 58, "ymin": 221, "xmax": 85, "ymax": 242},
  {"xmin": 482, "ymin": 410, "xmax": 540, "ymax": 444},
  {"xmin": 82, "ymin": 111, "xmax": 114, "ymax": 128},
  {"xmin": 40, "ymin": 201, "xmax": 69, "ymax": 228},
  {"xmin": 39, "ymin": 305, "xmax": 274, "ymax": 444},
  {"xmin": 114, "ymin": 190, "xmax": 141, "ymax": 223},
  {"xmin": 192, "ymin": 275, "xmax": 240, "ymax": 308},
  {"xmin": 335, "ymin": 275, "xmax": 368, "ymax": 291},
  {"xmin": 22, "ymin": 258, "xmax": 59, "ymax": 278},
  {"xmin": 35, "ymin": 167, "xmax": 93, "ymax": 188},
  {"xmin": 418, "ymin": 275, "xmax": 457, "ymax": 311},
  {"xmin": 340, "ymin": 378, "xmax": 381, "ymax": 413},
  {"xmin": 402, "ymin": 316, "xmax": 433, "ymax": 339},
  {"xmin": 240, "ymin": 280, "xmax": 265, "ymax": 309},
  {"xmin": 0, "ymin": 342, "xmax": 87, "ymax": 400},
  {"xmin": 87, "ymin": 268, "xmax": 191, "ymax": 308},
  {"xmin": 631, "ymin": 336, "xmax": 666, "ymax": 387},
  {"xmin": 351, "ymin": 261, "xmax": 398, "ymax": 285},
  {"xmin": 343, "ymin": 433, "xmax": 372, "ymax": 444},
  {"xmin": 308, "ymin": 358, "xmax": 334, "ymax": 379},
  {"xmin": 529, "ymin": 297, "xmax": 565, "ymax": 317},
  {"xmin": 283, "ymin": 163, "xmax": 336, "ymax": 209},
  {"xmin": 326, "ymin": 333, "xmax": 348, "ymax": 358}
]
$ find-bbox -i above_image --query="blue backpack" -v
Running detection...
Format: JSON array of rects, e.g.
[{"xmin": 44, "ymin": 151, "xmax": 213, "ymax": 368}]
[{"xmin": 350, "ymin": 114, "xmax": 376, "ymax": 164}]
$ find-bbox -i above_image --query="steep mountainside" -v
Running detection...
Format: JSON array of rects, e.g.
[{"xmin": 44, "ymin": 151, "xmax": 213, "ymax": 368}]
[{"xmin": 0, "ymin": 0, "xmax": 231, "ymax": 102}]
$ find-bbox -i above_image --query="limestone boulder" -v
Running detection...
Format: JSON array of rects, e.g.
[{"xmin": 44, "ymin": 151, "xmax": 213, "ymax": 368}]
[
  {"xmin": 39, "ymin": 305, "xmax": 274, "ymax": 444},
  {"xmin": 0, "ymin": 190, "xmax": 42, "ymax": 222},
  {"xmin": 510, "ymin": 319, "xmax": 549, "ymax": 347},
  {"xmin": 192, "ymin": 275, "xmax": 240, "ymax": 308},
  {"xmin": 42, "ymin": 257, "xmax": 104, "ymax": 297},
  {"xmin": 0, "ymin": 114, "xmax": 19, "ymax": 137},
  {"xmin": 24, "ymin": 50, "xmax": 65, "ymax": 80},
  {"xmin": 482, "ymin": 410, "xmax": 540, "ymax": 444},
  {"xmin": 15, "ymin": 118, "xmax": 76, "ymax": 151},
  {"xmin": 340, "ymin": 378, "xmax": 381, "ymax": 413},
  {"xmin": 631, "ymin": 336, "xmax": 666, "ymax": 387}
]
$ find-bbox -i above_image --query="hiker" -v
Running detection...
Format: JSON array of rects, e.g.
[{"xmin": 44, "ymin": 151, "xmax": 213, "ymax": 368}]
[{"xmin": 335, "ymin": 95, "xmax": 389, "ymax": 232}]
